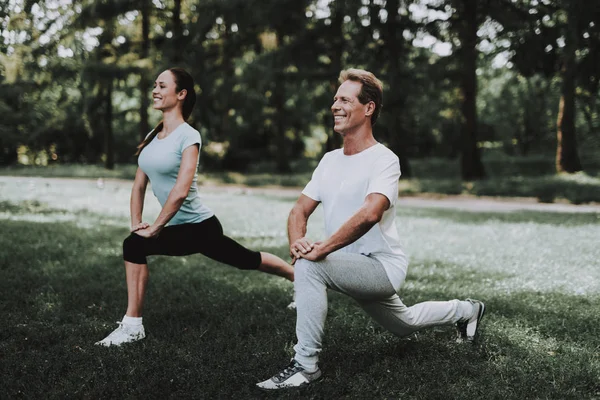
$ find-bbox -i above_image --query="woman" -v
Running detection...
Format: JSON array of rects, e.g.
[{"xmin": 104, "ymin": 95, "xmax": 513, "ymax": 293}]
[{"xmin": 96, "ymin": 68, "xmax": 294, "ymax": 347}]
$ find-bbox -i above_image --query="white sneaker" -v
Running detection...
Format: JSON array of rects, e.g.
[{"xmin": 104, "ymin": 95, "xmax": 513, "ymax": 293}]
[
  {"xmin": 257, "ymin": 359, "xmax": 322, "ymax": 390},
  {"xmin": 95, "ymin": 322, "xmax": 145, "ymax": 347},
  {"xmin": 286, "ymin": 292, "xmax": 296, "ymax": 310},
  {"xmin": 286, "ymin": 301, "xmax": 297, "ymax": 310},
  {"xmin": 456, "ymin": 299, "xmax": 485, "ymax": 343}
]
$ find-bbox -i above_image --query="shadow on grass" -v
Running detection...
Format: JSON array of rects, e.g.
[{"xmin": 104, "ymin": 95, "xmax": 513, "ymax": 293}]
[{"xmin": 1, "ymin": 219, "xmax": 598, "ymax": 399}]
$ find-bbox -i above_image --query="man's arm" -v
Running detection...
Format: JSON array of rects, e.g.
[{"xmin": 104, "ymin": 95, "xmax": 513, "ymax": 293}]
[
  {"xmin": 299, "ymin": 193, "xmax": 389, "ymax": 262},
  {"xmin": 288, "ymin": 194, "xmax": 320, "ymax": 261}
]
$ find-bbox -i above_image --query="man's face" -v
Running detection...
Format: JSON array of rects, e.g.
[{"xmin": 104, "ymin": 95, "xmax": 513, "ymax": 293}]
[{"xmin": 331, "ymin": 80, "xmax": 371, "ymax": 135}]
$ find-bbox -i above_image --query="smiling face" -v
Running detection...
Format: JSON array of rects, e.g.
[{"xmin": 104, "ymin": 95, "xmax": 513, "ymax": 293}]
[
  {"xmin": 331, "ymin": 80, "xmax": 374, "ymax": 136},
  {"xmin": 152, "ymin": 70, "xmax": 187, "ymax": 115}
]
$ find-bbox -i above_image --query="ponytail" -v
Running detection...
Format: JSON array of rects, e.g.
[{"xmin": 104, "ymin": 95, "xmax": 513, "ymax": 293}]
[{"xmin": 135, "ymin": 122, "xmax": 163, "ymax": 156}]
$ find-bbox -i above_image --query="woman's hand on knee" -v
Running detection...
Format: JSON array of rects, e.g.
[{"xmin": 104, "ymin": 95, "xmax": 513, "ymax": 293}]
[
  {"xmin": 131, "ymin": 222, "xmax": 150, "ymax": 233},
  {"xmin": 134, "ymin": 225, "xmax": 160, "ymax": 238}
]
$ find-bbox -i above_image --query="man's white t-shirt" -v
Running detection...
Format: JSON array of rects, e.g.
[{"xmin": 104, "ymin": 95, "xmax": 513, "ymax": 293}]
[
  {"xmin": 138, "ymin": 122, "xmax": 214, "ymax": 226},
  {"xmin": 302, "ymin": 143, "xmax": 408, "ymax": 290}
]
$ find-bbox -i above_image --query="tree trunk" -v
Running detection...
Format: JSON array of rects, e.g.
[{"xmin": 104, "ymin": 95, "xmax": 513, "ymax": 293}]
[
  {"xmin": 324, "ymin": 1, "xmax": 344, "ymax": 153},
  {"xmin": 218, "ymin": 20, "xmax": 234, "ymax": 142},
  {"xmin": 273, "ymin": 27, "xmax": 290, "ymax": 172},
  {"xmin": 556, "ymin": 6, "xmax": 583, "ymax": 173},
  {"xmin": 382, "ymin": 0, "xmax": 411, "ymax": 177},
  {"xmin": 0, "ymin": 141, "xmax": 18, "ymax": 165},
  {"xmin": 458, "ymin": 0, "xmax": 485, "ymax": 180},
  {"xmin": 172, "ymin": 0, "xmax": 183, "ymax": 63},
  {"xmin": 139, "ymin": 0, "xmax": 150, "ymax": 141},
  {"xmin": 273, "ymin": 73, "xmax": 290, "ymax": 173},
  {"xmin": 104, "ymin": 79, "xmax": 115, "ymax": 169}
]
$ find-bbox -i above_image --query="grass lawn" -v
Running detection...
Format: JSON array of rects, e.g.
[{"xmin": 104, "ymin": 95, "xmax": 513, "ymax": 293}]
[{"xmin": 0, "ymin": 177, "xmax": 599, "ymax": 399}]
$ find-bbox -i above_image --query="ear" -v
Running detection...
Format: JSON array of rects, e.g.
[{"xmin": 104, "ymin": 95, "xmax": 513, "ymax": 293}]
[
  {"xmin": 364, "ymin": 101, "xmax": 375, "ymax": 117},
  {"xmin": 177, "ymin": 89, "xmax": 187, "ymax": 101}
]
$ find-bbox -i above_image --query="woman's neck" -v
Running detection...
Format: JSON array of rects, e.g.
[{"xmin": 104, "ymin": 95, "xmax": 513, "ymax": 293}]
[{"xmin": 161, "ymin": 110, "xmax": 186, "ymax": 135}]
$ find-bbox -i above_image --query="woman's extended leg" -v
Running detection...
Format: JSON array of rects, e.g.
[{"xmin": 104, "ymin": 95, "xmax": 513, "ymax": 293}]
[
  {"xmin": 258, "ymin": 252, "xmax": 294, "ymax": 282},
  {"xmin": 196, "ymin": 216, "xmax": 294, "ymax": 281},
  {"xmin": 97, "ymin": 218, "xmax": 294, "ymax": 346}
]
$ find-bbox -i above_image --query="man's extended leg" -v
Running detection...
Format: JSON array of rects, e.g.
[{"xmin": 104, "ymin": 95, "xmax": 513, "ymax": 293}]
[
  {"xmin": 356, "ymin": 295, "xmax": 476, "ymax": 338},
  {"xmin": 291, "ymin": 254, "xmax": 477, "ymax": 364},
  {"xmin": 258, "ymin": 252, "xmax": 481, "ymax": 389}
]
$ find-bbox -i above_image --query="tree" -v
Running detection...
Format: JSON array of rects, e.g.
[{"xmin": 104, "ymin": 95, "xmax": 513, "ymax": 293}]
[
  {"xmin": 374, "ymin": 0, "xmax": 418, "ymax": 177},
  {"xmin": 424, "ymin": 0, "xmax": 487, "ymax": 179},
  {"xmin": 499, "ymin": 0, "xmax": 600, "ymax": 173},
  {"xmin": 138, "ymin": 0, "xmax": 151, "ymax": 142},
  {"xmin": 450, "ymin": 0, "xmax": 486, "ymax": 179},
  {"xmin": 555, "ymin": 1, "xmax": 582, "ymax": 173}
]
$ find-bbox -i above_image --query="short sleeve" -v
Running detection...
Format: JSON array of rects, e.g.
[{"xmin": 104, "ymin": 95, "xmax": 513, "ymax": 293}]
[
  {"xmin": 301, "ymin": 153, "xmax": 328, "ymax": 202},
  {"xmin": 366, "ymin": 154, "xmax": 401, "ymax": 207},
  {"xmin": 180, "ymin": 127, "xmax": 201, "ymax": 153}
]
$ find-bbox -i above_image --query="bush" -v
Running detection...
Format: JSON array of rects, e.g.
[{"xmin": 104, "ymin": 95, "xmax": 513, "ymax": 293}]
[{"xmin": 469, "ymin": 174, "xmax": 600, "ymax": 204}]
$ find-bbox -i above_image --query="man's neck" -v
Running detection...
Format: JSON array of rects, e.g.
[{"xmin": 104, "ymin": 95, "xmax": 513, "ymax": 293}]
[{"xmin": 341, "ymin": 128, "xmax": 378, "ymax": 155}]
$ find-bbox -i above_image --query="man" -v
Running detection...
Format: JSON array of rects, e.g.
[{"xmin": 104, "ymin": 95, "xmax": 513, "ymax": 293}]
[{"xmin": 257, "ymin": 69, "xmax": 485, "ymax": 390}]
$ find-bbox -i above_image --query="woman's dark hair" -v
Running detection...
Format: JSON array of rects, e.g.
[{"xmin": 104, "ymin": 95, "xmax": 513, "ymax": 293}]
[{"xmin": 135, "ymin": 68, "xmax": 197, "ymax": 155}]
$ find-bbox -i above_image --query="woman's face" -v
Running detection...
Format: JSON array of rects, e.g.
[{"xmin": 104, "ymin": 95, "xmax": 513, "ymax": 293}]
[{"xmin": 152, "ymin": 70, "xmax": 185, "ymax": 114}]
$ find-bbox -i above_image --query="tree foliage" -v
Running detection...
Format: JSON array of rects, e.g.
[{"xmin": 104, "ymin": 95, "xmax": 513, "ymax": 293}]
[{"xmin": 1, "ymin": 0, "xmax": 598, "ymax": 176}]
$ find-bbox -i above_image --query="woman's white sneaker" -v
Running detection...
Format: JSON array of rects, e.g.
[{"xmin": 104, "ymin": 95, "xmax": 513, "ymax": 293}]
[{"xmin": 95, "ymin": 322, "xmax": 146, "ymax": 347}]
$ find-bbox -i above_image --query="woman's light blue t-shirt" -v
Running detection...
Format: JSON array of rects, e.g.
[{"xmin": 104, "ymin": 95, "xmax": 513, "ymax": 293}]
[{"xmin": 138, "ymin": 122, "xmax": 214, "ymax": 226}]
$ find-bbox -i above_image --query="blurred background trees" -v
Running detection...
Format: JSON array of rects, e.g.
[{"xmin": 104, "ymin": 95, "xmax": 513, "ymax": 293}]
[{"xmin": 1, "ymin": 0, "xmax": 599, "ymax": 179}]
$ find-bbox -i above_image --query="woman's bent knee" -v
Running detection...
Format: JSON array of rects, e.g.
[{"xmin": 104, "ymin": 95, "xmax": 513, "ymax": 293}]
[{"xmin": 123, "ymin": 233, "xmax": 148, "ymax": 264}]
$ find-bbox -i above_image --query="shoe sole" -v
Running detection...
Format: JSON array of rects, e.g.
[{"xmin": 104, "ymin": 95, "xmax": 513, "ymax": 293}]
[
  {"xmin": 256, "ymin": 370, "xmax": 322, "ymax": 390},
  {"xmin": 95, "ymin": 335, "xmax": 146, "ymax": 347},
  {"xmin": 466, "ymin": 301, "xmax": 485, "ymax": 343}
]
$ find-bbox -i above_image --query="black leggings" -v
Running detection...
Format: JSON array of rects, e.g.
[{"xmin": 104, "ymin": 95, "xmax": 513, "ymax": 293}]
[{"xmin": 122, "ymin": 215, "xmax": 262, "ymax": 269}]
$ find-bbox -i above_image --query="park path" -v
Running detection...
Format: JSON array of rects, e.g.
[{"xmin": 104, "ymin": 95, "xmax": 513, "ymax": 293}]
[
  {"xmin": 207, "ymin": 183, "xmax": 600, "ymax": 213},
  {"xmin": 1, "ymin": 175, "xmax": 599, "ymax": 214}
]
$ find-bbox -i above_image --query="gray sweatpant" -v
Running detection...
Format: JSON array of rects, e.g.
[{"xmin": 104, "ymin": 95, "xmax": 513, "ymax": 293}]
[{"xmin": 293, "ymin": 253, "xmax": 475, "ymax": 371}]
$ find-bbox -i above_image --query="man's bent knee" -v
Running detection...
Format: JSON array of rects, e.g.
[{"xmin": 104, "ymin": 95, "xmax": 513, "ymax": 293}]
[{"xmin": 294, "ymin": 258, "xmax": 322, "ymax": 279}]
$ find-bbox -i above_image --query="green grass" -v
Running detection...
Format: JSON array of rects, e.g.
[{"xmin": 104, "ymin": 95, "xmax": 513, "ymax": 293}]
[{"xmin": 1, "ymin": 178, "xmax": 599, "ymax": 399}]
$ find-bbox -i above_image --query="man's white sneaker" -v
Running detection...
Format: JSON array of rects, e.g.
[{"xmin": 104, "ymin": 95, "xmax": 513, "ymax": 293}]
[
  {"xmin": 257, "ymin": 359, "xmax": 322, "ymax": 390},
  {"xmin": 95, "ymin": 322, "xmax": 145, "ymax": 347},
  {"xmin": 456, "ymin": 299, "xmax": 485, "ymax": 343}
]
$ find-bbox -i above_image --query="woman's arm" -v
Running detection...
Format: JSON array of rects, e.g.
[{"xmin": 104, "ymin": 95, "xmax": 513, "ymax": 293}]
[
  {"xmin": 136, "ymin": 144, "xmax": 199, "ymax": 238},
  {"xmin": 130, "ymin": 167, "xmax": 149, "ymax": 231}
]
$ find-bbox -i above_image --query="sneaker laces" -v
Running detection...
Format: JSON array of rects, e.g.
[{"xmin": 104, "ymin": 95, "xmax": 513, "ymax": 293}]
[{"xmin": 275, "ymin": 360, "xmax": 303, "ymax": 381}]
